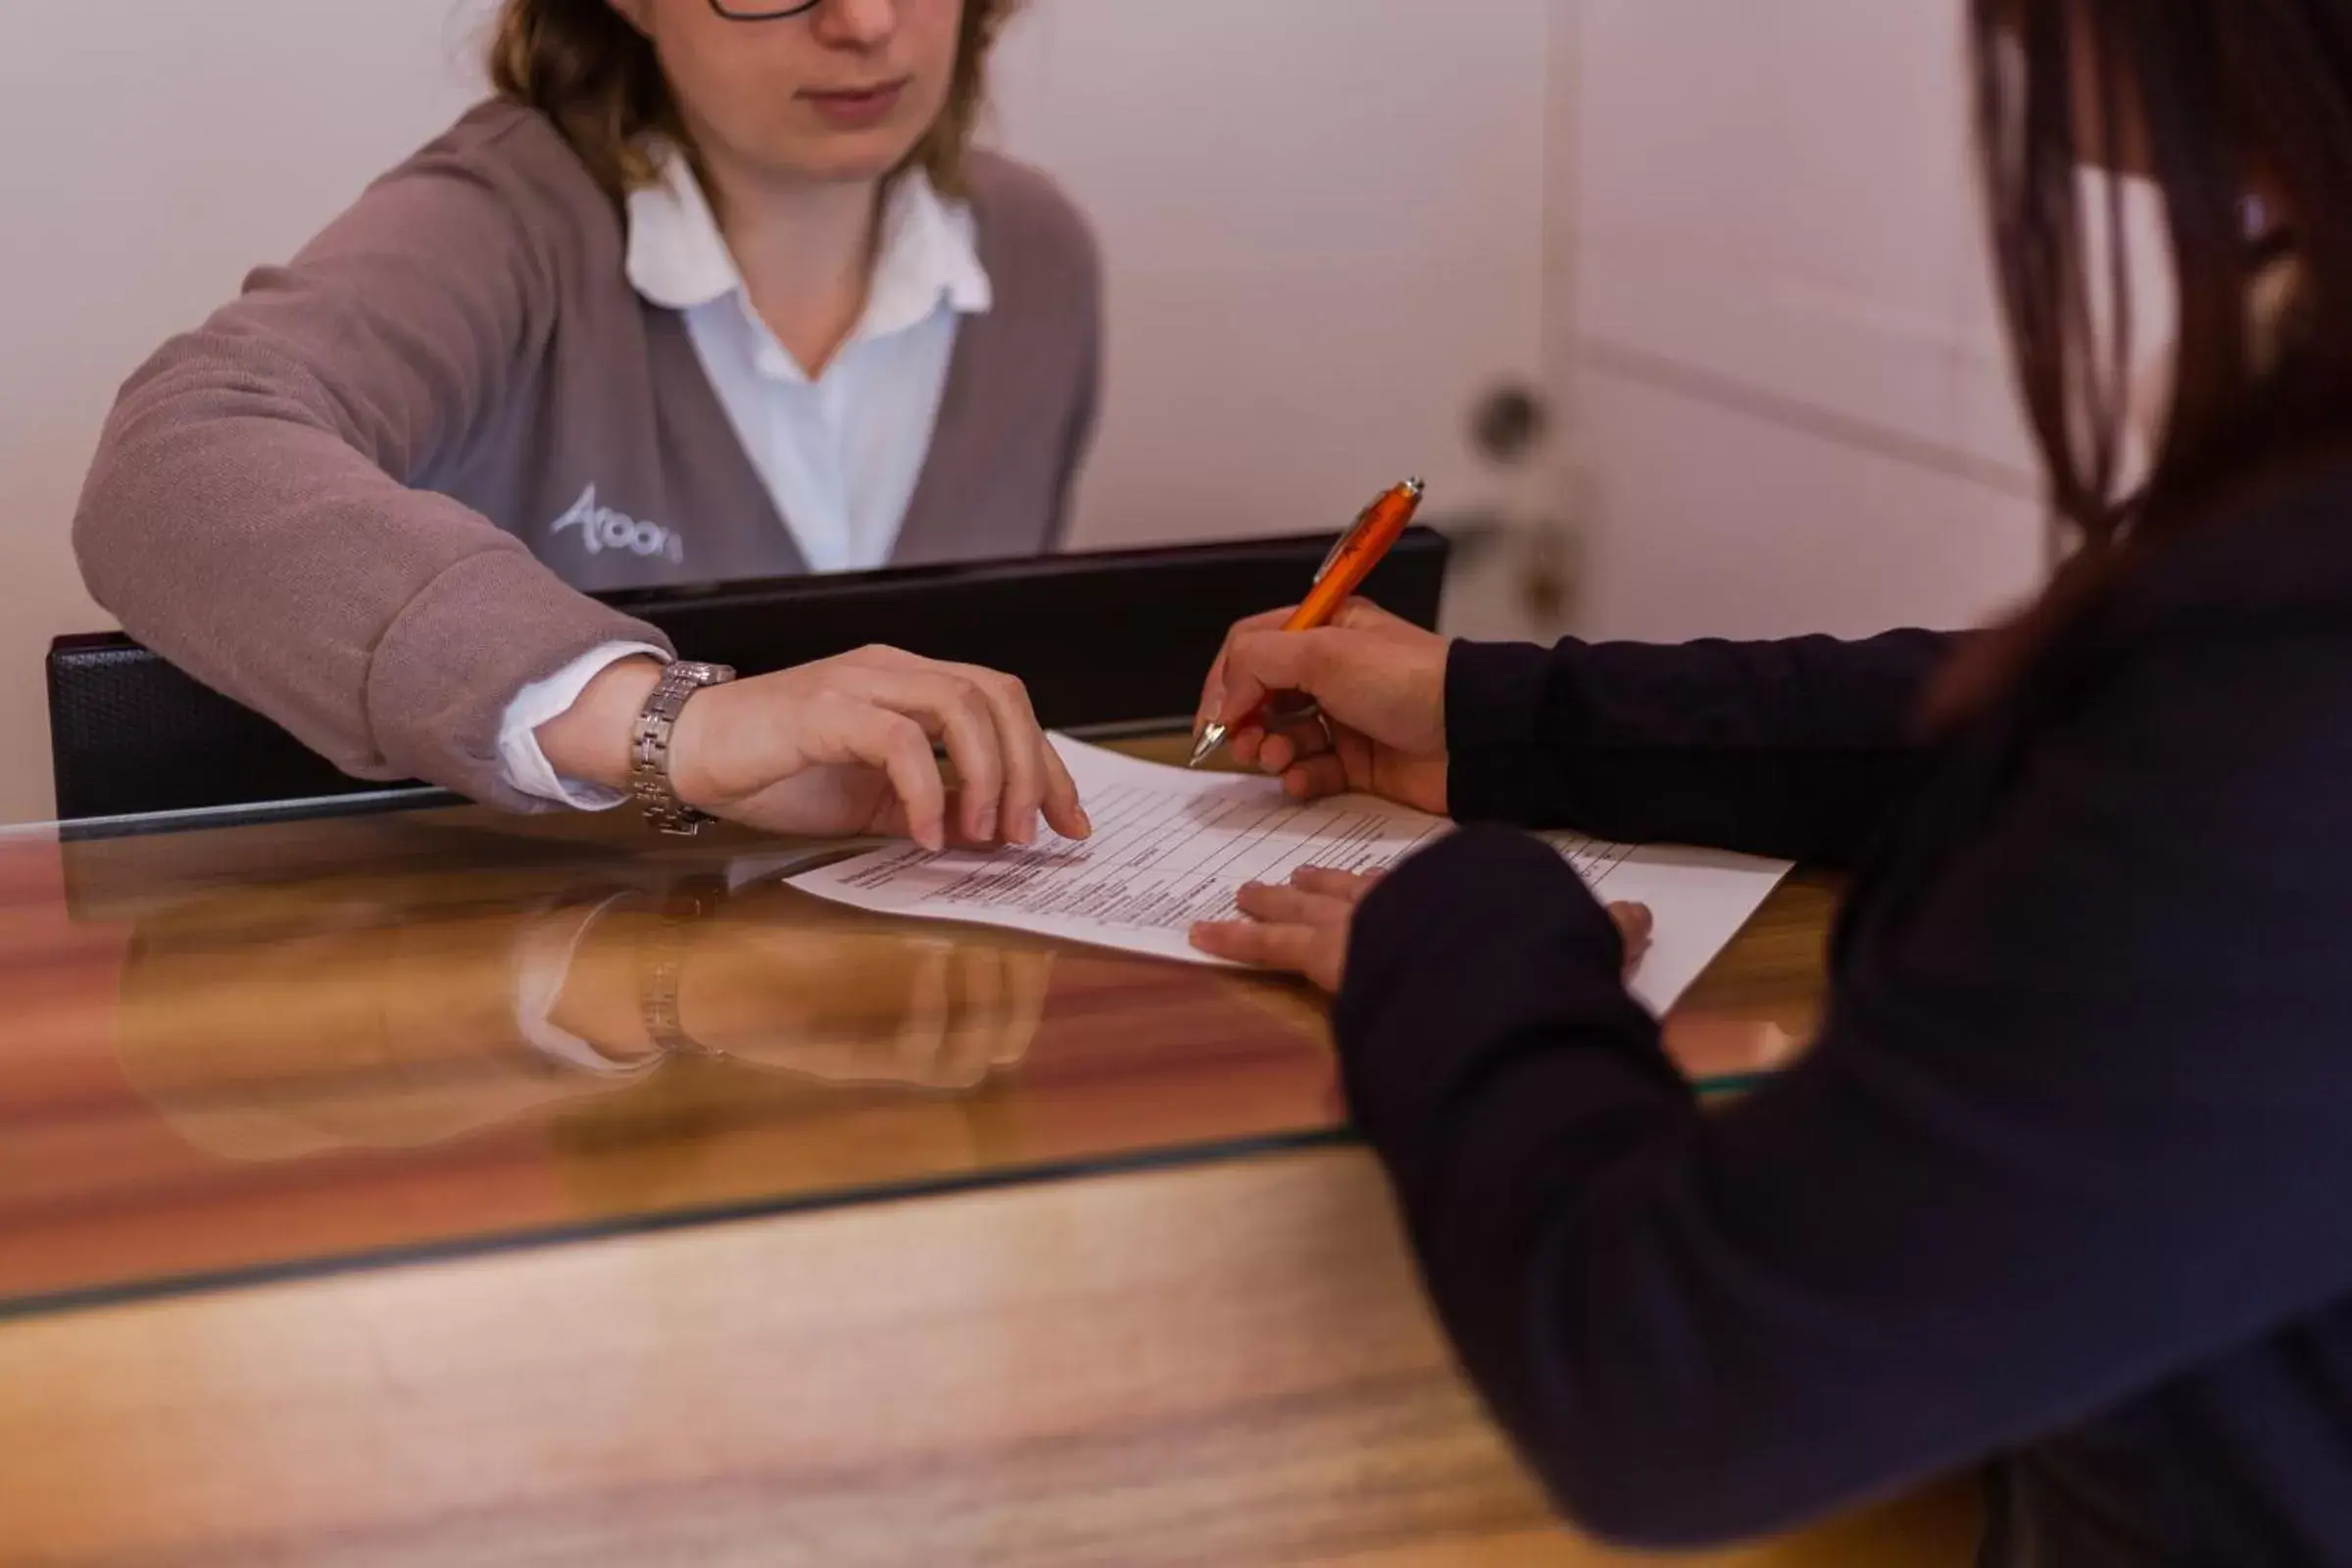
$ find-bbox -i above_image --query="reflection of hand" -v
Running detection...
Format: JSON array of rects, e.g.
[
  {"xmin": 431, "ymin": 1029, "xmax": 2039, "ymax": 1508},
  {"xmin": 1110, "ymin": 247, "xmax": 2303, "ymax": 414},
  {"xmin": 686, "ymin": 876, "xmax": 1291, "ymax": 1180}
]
[
  {"xmin": 118, "ymin": 871, "xmax": 1061, "ymax": 1169},
  {"xmin": 540, "ymin": 648, "xmax": 1093, "ymax": 851},
  {"xmin": 672, "ymin": 916, "xmax": 1055, "ymax": 1092},
  {"xmin": 547, "ymin": 895, "xmax": 1056, "ymax": 1093},
  {"xmin": 117, "ymin": 885, "xmax": 650, "ymax": 1159},
  {"xmin": 1195, "ymin": 598, "xmax": 1451, "ymax": 813}
]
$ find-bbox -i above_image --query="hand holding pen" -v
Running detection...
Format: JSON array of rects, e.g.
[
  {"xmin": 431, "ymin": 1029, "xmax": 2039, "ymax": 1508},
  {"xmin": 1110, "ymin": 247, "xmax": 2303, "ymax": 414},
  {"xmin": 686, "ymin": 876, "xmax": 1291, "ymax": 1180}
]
[
  {"xmin": 1188, "ymin": 476, "xmax": 1653, "ymax": 994},
  {"xmin": 1190, "ymin": 480, "xmax": 1452, "ymax": 814},
  {"xmin": 1190, "ymin": 477, "xmax": 1428, "ymax": 767}
]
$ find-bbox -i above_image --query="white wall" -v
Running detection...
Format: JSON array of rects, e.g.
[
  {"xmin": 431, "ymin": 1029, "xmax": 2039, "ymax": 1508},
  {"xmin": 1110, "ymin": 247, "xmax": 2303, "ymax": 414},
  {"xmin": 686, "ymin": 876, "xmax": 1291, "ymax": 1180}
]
[
  {"xmin": 1554, "ymin": 0, "xmax": 2049, "ymax": 643},
  {"xmin": 0, "ymin": 1, "xmax": 1553, "ymax": 825},
  {"xmin": 0, "ymin": 5, "xmax": 496, "ymax": 825},
  {"xmin": 990, "ymin": 2, "xmax": 1553, "ymax": 556}
]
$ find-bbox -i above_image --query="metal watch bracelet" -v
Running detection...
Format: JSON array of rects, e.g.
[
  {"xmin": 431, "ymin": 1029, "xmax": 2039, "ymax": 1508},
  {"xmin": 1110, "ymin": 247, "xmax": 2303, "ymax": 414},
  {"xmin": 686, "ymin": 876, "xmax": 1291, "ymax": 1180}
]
[{"xmin": 629, "ymin": 661, "xmax": 737, "ymax": 837}]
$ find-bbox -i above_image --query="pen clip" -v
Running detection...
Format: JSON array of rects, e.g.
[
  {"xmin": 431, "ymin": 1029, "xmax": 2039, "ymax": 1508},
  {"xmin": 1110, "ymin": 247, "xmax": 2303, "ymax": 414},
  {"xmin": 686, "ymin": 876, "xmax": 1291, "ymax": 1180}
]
[{"xmin": 1313, "ymin": 503, "xmax": 1379, "ymax": 585}]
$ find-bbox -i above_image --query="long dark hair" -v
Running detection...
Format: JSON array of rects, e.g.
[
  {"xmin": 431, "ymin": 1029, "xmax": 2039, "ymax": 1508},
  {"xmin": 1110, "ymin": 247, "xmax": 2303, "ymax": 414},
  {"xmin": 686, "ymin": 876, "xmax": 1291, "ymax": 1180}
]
[{"xmin": 1936, "ymin": 0, "xmax": 2352, "ymax": 721}]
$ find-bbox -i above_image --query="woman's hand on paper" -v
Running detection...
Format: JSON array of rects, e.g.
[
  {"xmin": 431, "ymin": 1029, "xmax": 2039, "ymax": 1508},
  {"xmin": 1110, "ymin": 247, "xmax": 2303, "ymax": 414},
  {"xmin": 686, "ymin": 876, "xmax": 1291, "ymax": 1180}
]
[
  {"xmin": 1193, "ymin": 867, "xmax": 1652, "ymax": 996},
  {"xmin": 1196, "ymin": 598, "xmax": 1452, "ymax": 814},
  {"xmin": 1190, "ymin": 866, "xmax": 1384, "ymax": 994},
  {"xmin": 544, "ymin": 648, "xmax": 1092, "ymax": 851}
]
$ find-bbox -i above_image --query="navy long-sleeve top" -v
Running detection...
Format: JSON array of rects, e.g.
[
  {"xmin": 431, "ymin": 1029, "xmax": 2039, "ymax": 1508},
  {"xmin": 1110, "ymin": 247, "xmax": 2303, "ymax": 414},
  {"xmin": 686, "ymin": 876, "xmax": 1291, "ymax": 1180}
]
[{"xmin": 1336, "ymin": 470, "xmax": 2352, "ymax": 1564}]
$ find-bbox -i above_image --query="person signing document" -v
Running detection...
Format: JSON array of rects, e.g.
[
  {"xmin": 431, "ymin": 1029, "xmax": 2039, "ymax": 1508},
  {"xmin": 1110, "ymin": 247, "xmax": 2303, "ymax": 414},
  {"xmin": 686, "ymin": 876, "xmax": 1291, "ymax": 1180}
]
[{"xmin": 1185, "ymin": 2, "xmax": 2352, "ymax": 1558}]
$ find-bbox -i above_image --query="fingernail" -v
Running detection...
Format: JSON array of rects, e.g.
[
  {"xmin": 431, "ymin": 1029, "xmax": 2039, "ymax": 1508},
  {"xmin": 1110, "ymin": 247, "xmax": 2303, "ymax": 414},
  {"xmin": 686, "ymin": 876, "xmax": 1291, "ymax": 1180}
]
[{"xmin": 1076, "ymin": 807, "xmax": 1095, "ymax": 837}]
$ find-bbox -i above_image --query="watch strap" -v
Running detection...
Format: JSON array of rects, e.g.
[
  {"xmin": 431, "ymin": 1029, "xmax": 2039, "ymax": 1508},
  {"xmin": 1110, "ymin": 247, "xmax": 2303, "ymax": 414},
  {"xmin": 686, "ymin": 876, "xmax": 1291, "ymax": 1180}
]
[{"xmin": 630, "ymin": 661, "xmax": 737, "ymax": 837}]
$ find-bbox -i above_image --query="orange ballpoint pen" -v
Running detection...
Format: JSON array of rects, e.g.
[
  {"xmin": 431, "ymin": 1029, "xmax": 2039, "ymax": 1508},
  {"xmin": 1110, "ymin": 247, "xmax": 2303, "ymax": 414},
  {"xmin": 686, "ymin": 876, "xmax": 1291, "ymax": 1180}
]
[{"xmin": 1189, "ymin": 476, "xmax": 1426, "ymax": 767}]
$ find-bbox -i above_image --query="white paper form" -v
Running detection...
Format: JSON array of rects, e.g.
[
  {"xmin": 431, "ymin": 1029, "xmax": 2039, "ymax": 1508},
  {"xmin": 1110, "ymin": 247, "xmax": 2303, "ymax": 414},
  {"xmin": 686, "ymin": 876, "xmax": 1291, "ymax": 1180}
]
[{"xmin": 788, "ymin": 737, "xmax": 1792, "ymax": 1013}]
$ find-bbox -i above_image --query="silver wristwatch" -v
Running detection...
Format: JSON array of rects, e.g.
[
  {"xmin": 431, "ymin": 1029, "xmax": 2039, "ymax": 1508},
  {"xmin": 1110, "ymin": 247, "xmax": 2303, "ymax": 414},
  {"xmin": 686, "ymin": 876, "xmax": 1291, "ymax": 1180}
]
[{"xmin": 630, "ymin": 661, "xmax": 737, "ymax": 837}]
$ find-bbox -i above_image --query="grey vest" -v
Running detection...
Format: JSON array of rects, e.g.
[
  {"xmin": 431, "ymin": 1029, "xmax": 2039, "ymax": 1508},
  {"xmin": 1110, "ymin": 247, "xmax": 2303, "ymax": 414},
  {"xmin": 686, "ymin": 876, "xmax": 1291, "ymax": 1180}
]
[{"xmin": 418, "ymin": 103, "xmax": 1104, "ymax": 594}]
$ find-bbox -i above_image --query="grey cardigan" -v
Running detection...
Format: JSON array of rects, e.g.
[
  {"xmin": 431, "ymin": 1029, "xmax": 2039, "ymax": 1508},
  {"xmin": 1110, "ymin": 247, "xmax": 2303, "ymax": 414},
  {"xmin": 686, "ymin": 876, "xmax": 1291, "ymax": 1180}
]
[{"xmin": 74, "ymin": 101, "xmax": 1102, "ymax": 809}]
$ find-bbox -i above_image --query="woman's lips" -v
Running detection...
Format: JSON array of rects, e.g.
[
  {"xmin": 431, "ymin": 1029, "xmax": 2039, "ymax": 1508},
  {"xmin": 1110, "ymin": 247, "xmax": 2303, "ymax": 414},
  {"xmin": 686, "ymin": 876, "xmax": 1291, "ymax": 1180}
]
[{"xmin": 802, "ymin": 78, "xmax": 910, "ymax": 130}]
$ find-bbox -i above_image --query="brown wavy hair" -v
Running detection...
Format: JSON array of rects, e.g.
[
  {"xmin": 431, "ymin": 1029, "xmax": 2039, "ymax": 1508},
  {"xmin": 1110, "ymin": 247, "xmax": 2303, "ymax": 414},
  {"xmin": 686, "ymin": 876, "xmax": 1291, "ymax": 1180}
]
[{"xmin": 489, "ymin": 0, "xmax": 1022, "ymax": 199}]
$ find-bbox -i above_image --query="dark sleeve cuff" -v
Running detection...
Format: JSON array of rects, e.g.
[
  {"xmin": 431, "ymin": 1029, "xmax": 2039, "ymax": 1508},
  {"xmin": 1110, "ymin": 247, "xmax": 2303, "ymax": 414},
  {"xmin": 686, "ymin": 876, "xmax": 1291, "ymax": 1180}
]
[
  {"xmin": 1335, "ymin": 826, "xmax": 1677, "ymax": 1177},
  {"xmin": 1446, "ymin": 640, "xmax": 1570, "ymax": 826}
]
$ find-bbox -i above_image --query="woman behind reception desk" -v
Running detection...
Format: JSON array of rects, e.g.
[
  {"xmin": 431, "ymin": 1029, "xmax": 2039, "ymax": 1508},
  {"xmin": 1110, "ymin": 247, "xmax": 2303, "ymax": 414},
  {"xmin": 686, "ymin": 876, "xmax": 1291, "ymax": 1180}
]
[
  {"xmin": 1192, "ymin": 2, "xmax": 2352, "ymax": 1561},
  {"xmin": 73, "ymin": 0, "xmax": 1098, "ymax": 842}
]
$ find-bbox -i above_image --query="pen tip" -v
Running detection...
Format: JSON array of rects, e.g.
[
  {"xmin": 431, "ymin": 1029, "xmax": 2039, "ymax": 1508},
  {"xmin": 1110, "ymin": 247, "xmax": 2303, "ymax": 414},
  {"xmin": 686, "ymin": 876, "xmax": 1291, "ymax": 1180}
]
[
  {"xmin": 1188, "ymin": 725, "xmax": 1225, "ymax": 768},
  {"xmin": 1402, "ymin": 476, "xmax": 1426, "ymax": 498}
]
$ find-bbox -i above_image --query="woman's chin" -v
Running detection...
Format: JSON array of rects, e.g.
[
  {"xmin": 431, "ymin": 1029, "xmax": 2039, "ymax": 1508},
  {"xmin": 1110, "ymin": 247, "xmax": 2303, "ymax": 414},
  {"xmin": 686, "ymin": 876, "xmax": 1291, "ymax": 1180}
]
[{"xmin": 763, "ymin": 127, "xmax": 929, "ymax": 188}]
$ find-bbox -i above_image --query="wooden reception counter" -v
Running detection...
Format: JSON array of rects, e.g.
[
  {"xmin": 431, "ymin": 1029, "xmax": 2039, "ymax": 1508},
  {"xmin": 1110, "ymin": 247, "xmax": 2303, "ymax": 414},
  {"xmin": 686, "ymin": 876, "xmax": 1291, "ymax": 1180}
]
[{"xmin": 0, "ymin": 737, "xmax": 1975, "ymax": 1565}]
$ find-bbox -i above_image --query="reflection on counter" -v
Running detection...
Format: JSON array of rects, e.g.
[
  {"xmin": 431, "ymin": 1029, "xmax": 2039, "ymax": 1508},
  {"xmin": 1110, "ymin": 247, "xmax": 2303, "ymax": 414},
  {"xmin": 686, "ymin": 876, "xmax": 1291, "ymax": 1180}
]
[
  {"xmin": 118, "ymin": 879, "xmax": 1065, "ymax": 1160},
  {"xmin": 2, "ymin": 821, "xmax": 1341, "ymax": 1313},
  {"xmin": 1, "ymin": 789, "xmax": 1826, "ymax": 1318}
]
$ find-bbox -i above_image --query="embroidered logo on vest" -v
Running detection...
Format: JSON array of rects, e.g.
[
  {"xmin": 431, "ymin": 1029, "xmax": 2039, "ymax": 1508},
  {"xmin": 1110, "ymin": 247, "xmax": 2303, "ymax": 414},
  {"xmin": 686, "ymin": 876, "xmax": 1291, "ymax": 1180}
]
[{"xmin": 550, "ymin": 485, "xmax": 685, "ymax": 564}]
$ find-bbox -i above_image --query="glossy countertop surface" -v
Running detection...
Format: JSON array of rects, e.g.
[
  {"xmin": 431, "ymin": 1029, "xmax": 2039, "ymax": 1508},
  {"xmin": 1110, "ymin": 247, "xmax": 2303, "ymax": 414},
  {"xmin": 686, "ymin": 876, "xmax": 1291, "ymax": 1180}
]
[{"xmin": 0, "ymin": 736, "xmax": 1838, "ymax": 1319}]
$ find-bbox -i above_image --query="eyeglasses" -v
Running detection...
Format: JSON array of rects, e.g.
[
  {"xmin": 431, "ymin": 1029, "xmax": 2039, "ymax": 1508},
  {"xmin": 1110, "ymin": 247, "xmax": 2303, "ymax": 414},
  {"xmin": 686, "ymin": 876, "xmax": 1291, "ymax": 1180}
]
[{"xmin": 709, "ymin": 0, "xmax": 825, "ymax": 18}]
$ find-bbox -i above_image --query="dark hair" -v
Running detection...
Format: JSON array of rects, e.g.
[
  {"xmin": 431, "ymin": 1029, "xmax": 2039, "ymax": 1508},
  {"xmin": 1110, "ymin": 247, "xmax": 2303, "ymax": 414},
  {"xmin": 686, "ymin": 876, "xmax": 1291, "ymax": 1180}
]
[
  {"xmin": 1936, "ymin": 0, "xmax": 2352, "ymax": 721},
  {"xmin": 489, "ymin": 0, "xmax": 1021, "ymax": 200}
]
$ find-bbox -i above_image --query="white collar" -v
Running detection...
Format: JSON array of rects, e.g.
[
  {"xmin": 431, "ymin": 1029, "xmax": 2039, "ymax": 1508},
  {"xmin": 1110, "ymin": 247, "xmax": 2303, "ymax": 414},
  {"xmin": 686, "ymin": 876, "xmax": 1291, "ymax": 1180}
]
[{"xmin": 625, "ymin": 145, "xmax": 993, "ymax": 337}]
